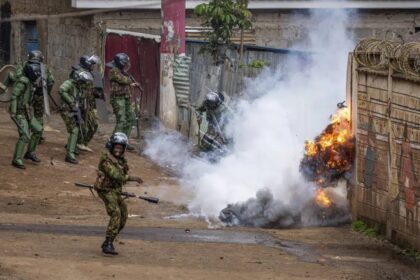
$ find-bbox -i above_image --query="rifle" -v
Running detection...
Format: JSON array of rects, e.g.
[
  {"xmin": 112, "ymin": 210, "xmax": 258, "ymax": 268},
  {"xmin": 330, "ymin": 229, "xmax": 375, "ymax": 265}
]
[
  {"xmin": 70, "ymin": 102, "xmax": 85, "ymax": 143},
  {"xmin": 74, "ymin": 182, "xmax": 159, "ymax": 204},
  {"xmin": 0, "ymin": 82, "xmax": 6, "ymax": 94}
]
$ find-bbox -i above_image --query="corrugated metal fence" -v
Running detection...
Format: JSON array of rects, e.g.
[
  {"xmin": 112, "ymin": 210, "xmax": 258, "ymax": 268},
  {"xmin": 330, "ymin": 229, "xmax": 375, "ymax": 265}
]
[
  {"xmin": 184, "ymin": 40, "xmax": 309, "ymax": 141},
  {"xmin": 186, "ymin": 41, "xmax": 309, "ymax": 106}
]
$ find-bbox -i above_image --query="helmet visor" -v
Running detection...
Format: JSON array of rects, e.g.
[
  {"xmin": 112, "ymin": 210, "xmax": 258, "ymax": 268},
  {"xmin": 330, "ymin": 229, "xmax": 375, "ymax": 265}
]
[{"xmin": 123, "ymin": 61, "xmax": 131, "ymax": 72}]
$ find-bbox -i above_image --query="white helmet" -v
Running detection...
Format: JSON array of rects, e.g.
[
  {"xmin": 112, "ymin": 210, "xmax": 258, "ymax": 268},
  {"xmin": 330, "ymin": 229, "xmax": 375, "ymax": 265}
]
[
  {"xmin": 106, "ymin": 132, "xmax": 128, "ymax": 151},
  {"xmin": 205, "ymin": 91, "xmax": 222, "ymax": 109},
  {"xmin": 73, "ymin": 69, "xmax": 94, "ymax": 84}
]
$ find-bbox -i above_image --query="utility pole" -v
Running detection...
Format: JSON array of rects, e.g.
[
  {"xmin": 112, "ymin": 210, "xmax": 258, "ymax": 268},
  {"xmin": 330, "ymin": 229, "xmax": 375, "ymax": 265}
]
[{"xmin": 159, "ymin": 0, "xmax": 186, "ymax": 129}]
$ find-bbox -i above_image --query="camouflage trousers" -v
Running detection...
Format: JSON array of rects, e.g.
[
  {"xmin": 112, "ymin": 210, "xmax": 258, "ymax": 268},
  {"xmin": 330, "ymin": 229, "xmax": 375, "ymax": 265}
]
[
  {"xmin": 60, "ymin": 111, "xmax": 79, "ymax": 160},
  {"xmin": 78, "ymin": 109, "xmax": 98, "ymax": 145},
  {"xmin": 98, "ymin": 190, "xmax": 128, "ymax": 239},
  {"xmin": 12, "ymin": 114, "xmax": 42, "ymax": 165},
  {"xmin": 111, "ymin": 96, "xmax": 134, "ymax": 138},
  {"xmin": 33, "ymin": 93, "xmax": 44, "ymax": 133}
]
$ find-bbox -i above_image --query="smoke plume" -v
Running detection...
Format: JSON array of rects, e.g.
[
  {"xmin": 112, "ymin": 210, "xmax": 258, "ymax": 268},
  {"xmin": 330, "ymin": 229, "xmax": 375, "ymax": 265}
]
[{"xmin": 144, "ymin": 9, "xmax": 356, "ymax": 227}]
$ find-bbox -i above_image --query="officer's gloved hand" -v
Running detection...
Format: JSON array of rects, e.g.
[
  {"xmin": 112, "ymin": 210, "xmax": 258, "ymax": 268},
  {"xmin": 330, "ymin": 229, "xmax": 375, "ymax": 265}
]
[{"xmin": 0, "ymin": 82, "xmax": 6, "ymax": 94}]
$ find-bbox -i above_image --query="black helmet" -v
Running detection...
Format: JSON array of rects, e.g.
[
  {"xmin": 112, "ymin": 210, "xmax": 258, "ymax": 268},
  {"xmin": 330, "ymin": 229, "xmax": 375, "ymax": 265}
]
[
  {"xmin": 73, "ymin": 69, "xmax": 93, "ymax": 84},
  {"xmin": 106, "ymin": 132, "xmax": 128, "ymax": 151},
  {"xmin": 205, "ymin": 91, "xmax": 223, "ymax": 109},
  {"xmin": 80, "ymin": 54, "xmax": 100, "ymax": 70},
  {"xmin": 106, "ymin": 53, "xmax": 130, "ymax": 70},
  {"xmin": 27, "ymin": 50, "xmax": 44, "ymax": 63},
  {"xmin": 24, "ymin": 62, "xmax": 42, "ymax": 82}
]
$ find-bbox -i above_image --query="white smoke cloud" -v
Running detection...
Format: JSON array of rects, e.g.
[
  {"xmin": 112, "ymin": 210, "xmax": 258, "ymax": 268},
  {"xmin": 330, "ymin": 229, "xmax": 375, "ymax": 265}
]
[{"xmin": 145, "ymin": 9, "xmax": 356, "ymax": 222}]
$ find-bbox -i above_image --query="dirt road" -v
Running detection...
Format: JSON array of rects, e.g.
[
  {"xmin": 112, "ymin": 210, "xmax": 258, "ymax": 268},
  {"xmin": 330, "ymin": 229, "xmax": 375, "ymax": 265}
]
[{"xmin": 0, "ymin": 108, "xmax": 419, "ymax": 280}]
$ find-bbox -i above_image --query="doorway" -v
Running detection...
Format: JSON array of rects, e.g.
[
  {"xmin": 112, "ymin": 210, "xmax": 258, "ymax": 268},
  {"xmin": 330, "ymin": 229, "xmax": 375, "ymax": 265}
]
[
  {"xmin": 0, "ymin": 1, "xmax": 11, "ymax": 66},
  {"xmin": 104, "ymin": 31, "xmax": 160, "ymax": 117}
]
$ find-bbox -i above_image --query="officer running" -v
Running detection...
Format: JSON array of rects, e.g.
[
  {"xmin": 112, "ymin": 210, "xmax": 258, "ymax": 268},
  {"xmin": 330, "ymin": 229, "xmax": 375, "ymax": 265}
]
[
  {"xmin": 106, "ymin": 53, "xmax": 138, "ymax": 151},
  {"xmin": 59, "ymin": 69, "xmax": 94, "ymax": 164},
  {"xmin": 97, "ymin": 132, "xmax": 143, "ymax": 255}
]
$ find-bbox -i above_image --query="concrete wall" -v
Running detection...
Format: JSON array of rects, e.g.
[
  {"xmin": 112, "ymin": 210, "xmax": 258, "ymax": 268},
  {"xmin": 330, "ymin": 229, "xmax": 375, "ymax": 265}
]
[
  {"xmin": 187, "ymin": 9, "xmax": 420, "ymax": 49},
  {"xmin": 94, "ymin": 10, "xmax": 161, "ymax": 35},
  {"xmin": 91, "ymin": 9, "xmax": 420, "ymax": 51},
  {"xmin": 11, "ymin": 0, "xmax": 76, "ymax": 15},
  {"xmin": 7, "ymin": 0, "xmax": 98, "ymax": 98},
  {"xmin": 10, "ymin": 16, "xmax": 100, "ymax": 99},
  {"xmin": 47, "ymin": 16, "xmax": 100, "ymax": 86}
]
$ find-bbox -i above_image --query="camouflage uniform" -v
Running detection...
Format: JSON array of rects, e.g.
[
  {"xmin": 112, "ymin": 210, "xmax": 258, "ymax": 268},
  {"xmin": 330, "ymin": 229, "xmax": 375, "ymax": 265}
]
[
  {"xmin": 59, "ymin": 79, "xmax": 82, "ymax": 161},
  {"xmin": 10, "ymin": 75, "xmax": 43, "ymax": 166},
  {"xmin": 108, "ymin": 67, "xmax": 134, "ymax": 138},
  {"xmin": 97, "ymin": 152, "xmax": 129, "ymax": 239},
  {"xmin": 32, "ymin": 65, "xmax": 54, "ymax": 134},
  {"xmin": 72, "ymin": 66, "xmax": 99, "ymax": 146},
  {"xmin": 8, "ymin": 63, "xmax": 54, "ymax": 136},
  {"xmin": 83, "ymin": 86, "xmax": 99, "ymax": 145}
]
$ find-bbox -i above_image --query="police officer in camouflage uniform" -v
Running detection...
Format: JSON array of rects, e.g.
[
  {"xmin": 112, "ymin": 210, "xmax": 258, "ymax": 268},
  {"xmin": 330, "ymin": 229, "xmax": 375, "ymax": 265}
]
[
  {"xmin": 10, "ymin": 62, "xmax": 44, "ymax": 169},
  {"xmin": 97, "ymin": 132, "xmax": 143, "ymax": 255},
  {"xmin": 59, "ymin": 69, "xmax": 94, "ymax": 164},
  {"xmin": 71, "ymin": 55, "xmax": 102, "ymax": 152},
  {"xmin": 29, "ymin": 51, "xmax": 54, "ymax": 143},
  {"xmin": 9, "ymin": 51, "xmax": 54, "ymax": 144},
  {"xmin": 106, "ymin": 53, "xmax": 138, "ymax": 151},
  {"xmin": 196, "ymin": 91, "xmax": 229, "ymax": 152}
]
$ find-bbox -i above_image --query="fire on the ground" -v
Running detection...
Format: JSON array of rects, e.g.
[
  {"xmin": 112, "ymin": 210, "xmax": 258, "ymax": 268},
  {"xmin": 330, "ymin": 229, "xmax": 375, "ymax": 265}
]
[{"xmin": 300, "ymin": 107, "xmax": 355, "ymax": 208}]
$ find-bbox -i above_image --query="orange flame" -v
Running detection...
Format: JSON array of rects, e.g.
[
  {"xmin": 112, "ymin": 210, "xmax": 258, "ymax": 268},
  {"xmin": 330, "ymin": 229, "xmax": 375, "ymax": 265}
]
[
  {"xmin": 315, "ymin": 188, "xmax": 332, "ymax": 208},
  {"xmin": 303, "ymin": 107, "xmax": 353, "ymax": 174},
  {"xmin": 301, "ymin": 107, "xmax": 354, "ymax": 209}
]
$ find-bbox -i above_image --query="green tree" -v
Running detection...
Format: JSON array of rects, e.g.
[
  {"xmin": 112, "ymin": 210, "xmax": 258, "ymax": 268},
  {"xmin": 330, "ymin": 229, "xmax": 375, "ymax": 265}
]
[{"xmin": 194, "ymin": 0, "xmax": 252, "ymax": 63}]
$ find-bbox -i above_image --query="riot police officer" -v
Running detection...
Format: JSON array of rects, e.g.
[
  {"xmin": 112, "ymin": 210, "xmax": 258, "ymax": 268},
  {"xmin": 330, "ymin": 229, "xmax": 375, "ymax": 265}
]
[
  {"xmin": 10, "ymin": 62, "xmax": 44, "ymax": 169},
  {"xmin": 106, "ymin": 53, "xmax": 138, "ymax": 151},
  {"xmin": 59, "ymin": 69, "xmax": 94, "ymax": 164}
]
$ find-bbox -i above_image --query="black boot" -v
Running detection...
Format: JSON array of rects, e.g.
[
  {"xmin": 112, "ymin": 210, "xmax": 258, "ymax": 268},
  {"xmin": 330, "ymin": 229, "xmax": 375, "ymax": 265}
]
[
  {"xmin": 12, "ymin": 160, "xmax": 26, "ymax": 169},
  {"xmin": 64, "ymin": 145, "xmax": 80, "ymax": 155},
  {"xmin": 65, "ymin": 156, "xmax": 78, "ymax": 164},
  {"xmin": 24, "ymin": 152, "xmax": 41, "ymax": 163},
  {"xmin": 39, "ymin": 136, "xmax": 45, "ymax": 144},
  {"xmin": 102, "ymin": 237, "xmax": 118, "ymax": 255}
]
